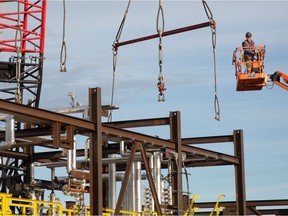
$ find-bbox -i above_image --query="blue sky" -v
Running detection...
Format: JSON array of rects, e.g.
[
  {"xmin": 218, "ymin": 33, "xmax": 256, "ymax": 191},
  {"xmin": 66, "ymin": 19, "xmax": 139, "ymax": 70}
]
[
  {"xmin": 2, "ymin": 0, "xmax": 288, "ymax": 207},
  {"xmin": 42, "ymin": 0, "xmax": 288, "ymax": 204}
]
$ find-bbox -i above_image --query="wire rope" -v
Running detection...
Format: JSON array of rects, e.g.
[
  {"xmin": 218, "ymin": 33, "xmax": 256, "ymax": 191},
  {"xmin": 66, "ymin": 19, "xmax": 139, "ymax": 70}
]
[
  {"xmin": 202, "ymin": 0, "xmax": 220, "ymax": 121},
  {"xmin": 156, "ymin": 0, "xmax": 166, "ymax": 102},
  {"xmin": 108, "ymin": 0, "xmax": 132, "ymax": 122},
  {"xmin": 60, "ymin": 0, "xmax": 67, "ymax": 72},
  {"xmin": 15, "ymin": 1, "xmax": 23, "ymax": 103},
  {"xmin": 182, "ymin": 161, "xmax": 191, "ymax": 215}
]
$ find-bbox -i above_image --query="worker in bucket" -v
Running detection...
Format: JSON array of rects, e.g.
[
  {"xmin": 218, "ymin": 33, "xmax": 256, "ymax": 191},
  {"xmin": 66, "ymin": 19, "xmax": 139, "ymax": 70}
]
[{"xmin": 242, "ymin": 32, "xmax": 255, "ymax": 75}]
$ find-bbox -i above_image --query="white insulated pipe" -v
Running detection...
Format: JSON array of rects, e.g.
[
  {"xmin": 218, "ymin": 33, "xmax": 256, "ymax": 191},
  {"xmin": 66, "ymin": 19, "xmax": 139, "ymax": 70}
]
[
  {"xmin": 0, "ymin": 115, "xmax": 15, "ymax": 150},
  {"xmin": 50, "ymin": 106, "xmax": 88, "ymax": 115},
  {"xmin": 149, "ymin": 154, "xmax": 155, "ymax": 212},
  {"xmin": 135, "ymin": 161, "xmax": 142, "ymax": 212},
  {"xmin": 154, "ymin": 152, "xmax": 162, "ymax": 203},
  {"xmin": 167, "ymin": 159, "xmax": 173, "ymax": 205},
  {"xmin": 67, "ymin": 136, "xmax": 76, "ymax": 173},
  {"xmin": 108, "ymin": 154, "xmax": 116, "ymax": 209},
  {"xmin": 127, "ymin": 163, "xmax": 135, "ymax": 211}
]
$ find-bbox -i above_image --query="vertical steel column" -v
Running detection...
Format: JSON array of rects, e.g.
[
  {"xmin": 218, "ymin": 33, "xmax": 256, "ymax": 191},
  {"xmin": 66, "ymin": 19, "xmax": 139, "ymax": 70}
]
[
  {"xmin": 234, "ymin": 129, "xmax": 247, "ymax": 215},
  {"xmin": 89, "ymin": 88, "xmax": 103, "ymax": 215},
  {"xmin": 170, "ymin": 111, "xmax": 184, "ymax": 214}
]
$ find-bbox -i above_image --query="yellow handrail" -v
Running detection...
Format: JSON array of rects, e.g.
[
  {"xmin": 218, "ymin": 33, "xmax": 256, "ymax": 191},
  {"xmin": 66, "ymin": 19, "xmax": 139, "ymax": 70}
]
[
  {"xmin": 0, "ymin": 192, "xmax": 158, "ymax": 216},
  {"xmin": 183, "ymin": 195, "xmax": 201, "ymax": 216},
  {"xmin": 210, "ymin": 194, "xmax": 225, "ymax": 216}
]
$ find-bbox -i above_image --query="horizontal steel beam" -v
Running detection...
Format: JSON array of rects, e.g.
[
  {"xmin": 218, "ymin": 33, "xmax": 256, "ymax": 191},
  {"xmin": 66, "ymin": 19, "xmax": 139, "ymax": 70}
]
[
  {"xmin": 0, "ymin": 150, "xmax": 29, "ymax": 160},
  {"xmin": 113, "ymin": 21, "xmax": 212, "ymax": 50},
  {"xmin": 182, "ymin": 135, "xmax": 234, "ymax": 145},
  {"xmin": 0, "ymin": 99, "xmax": 95, "ymax": 130},
  {"xmin": 182, "ymin": 145, "xmax": 239, "ymax": 165},
  {"xmin": 0, "ymin": 100, "xmax": 239, "ymax": 166},
  {"xmin": 103, "ymin": 117, "xmax": 170, "ymax": 128}
]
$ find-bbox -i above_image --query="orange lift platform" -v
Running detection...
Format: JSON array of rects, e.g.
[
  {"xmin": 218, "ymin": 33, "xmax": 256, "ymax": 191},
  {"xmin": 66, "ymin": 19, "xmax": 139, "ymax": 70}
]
[
  {"xmin": 232, "ymin": 45, "xmax": 268, "ymax": 91},
  {"xmin": 232, "ymin": 45, "xmax": 288, "ymax": 92}
]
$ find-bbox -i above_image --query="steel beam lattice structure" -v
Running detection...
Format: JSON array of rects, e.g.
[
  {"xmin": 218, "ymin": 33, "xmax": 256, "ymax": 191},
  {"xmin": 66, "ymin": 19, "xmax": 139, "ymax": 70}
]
[
  {"xmin": 0, "ymin": 88, "xmax": 247, "ymax": 215},
  {"xmin": 0, "ymin": 0, "xmax": 47, "ymax": 196},
  {"xmin": 0, "ymin": 0, "xmax": 47, "ymax": 106},
  {"xmin": 0, "ymin": 0, "xmax": 47, "ymax": 54}
]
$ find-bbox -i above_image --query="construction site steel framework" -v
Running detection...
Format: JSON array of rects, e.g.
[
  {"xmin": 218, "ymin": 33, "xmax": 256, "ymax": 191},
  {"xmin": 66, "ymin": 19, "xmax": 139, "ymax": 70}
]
[
  {"xmin": 0, "ymin": 87, "xmax": 288, "ymax": 215},
  {"xmin": 1, "ymin": 1, "xmax": 288, "ymax": 215},
  {"xmin": 0, "ymin": 0, "xmax": 46, "ymax": 194},
  {"xmin": 0, "ymin": 87, "xmax": 245, "ymax": 215}
]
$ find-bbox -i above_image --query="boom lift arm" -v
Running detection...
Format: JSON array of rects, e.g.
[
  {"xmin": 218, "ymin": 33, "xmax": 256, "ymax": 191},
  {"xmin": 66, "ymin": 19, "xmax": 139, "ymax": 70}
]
[{"xmin": 269, "ymin": 71, "xmax": 288, "ymax": 91}]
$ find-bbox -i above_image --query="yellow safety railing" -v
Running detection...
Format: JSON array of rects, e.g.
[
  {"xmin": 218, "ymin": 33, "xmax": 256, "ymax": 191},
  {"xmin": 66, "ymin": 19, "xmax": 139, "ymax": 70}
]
[
  {"xmin": 0, "ymin": 192, "xmax": 158, "ymax": 216},
  {"xmin": 0, "ymin": 192, "xmax": 63, "ymax": 216},
  {"xmin": 1, "ymin": 192, "xmax": 225, "ymax": 216},
  {"xmin": 210, "ymin": 194, "xmax": 225, "ymax": 216},
  {"xmin": 103, "ymin": 207, "xmax": 158, "ymax": 215},
  {"xmin": 183, "ymin": 195, "xmax": 201, "ymax": 216}
]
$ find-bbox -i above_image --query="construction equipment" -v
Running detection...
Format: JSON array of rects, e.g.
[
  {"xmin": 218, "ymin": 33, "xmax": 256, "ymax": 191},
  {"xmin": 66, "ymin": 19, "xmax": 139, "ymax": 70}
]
[{"xmin": 232, "ymin": 45, "xmax": 288, "ymax": 91}]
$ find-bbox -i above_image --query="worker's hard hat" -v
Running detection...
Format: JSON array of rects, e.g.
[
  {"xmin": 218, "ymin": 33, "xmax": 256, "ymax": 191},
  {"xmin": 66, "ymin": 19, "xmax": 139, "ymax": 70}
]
[{"xmin": 245, "ymin": 32, "xmax": 252, "ymax": 38}]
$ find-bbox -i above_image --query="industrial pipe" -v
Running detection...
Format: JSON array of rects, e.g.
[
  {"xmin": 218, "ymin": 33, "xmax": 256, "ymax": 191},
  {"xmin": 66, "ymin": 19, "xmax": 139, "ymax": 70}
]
[{"xmin": 0, "ymin": 115, "xmax": 15, "ymax": 150}]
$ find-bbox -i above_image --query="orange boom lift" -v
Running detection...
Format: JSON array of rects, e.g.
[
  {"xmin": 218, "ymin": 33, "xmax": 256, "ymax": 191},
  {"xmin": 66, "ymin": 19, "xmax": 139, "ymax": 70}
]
[{"xmin": 232, "ymin": 45, "xmax": 288, "ymax": 91}]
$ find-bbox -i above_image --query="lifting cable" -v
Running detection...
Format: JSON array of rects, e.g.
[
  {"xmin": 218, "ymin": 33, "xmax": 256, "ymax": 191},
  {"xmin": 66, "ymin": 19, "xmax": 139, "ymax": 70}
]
[
  {"xmin": 60, "ymin": 0, "xmax": 67, "ymax": 72},
  {"xmin": 202, "ymin": 0, "xmax": 220, "ymax": 121},
  {"xmin": 182, "ymin": 160, "xmax": 191, "ymax": 215},
  {"xmin": 108, "ymin": 0, "xmax": 132, "ymax": 122},
  {"xmin": 156, "ymin": 0, "xmax": 166, "ymax": 102},
  {"xmin": 15, "ymin": 0, "xmax": 23, "ymax": 103}
]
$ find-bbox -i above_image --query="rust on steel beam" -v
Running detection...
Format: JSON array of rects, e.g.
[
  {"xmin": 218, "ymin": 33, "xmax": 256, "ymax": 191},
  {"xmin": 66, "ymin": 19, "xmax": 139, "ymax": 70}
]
[
  {"xmin": 140, "ymin": 142, "xmax": 162, "ymax": 216},
  {"xmin": 185, "ymin": 160, "xmax": 232, "ymax": 168},
  {"xmin": 89, "ymin": 88, "xmax": 103, "ymax": 215},
  {"xmin": 104, "ymin": 117, "xmax": 170, "ymax": 128},
  {"xmin": 182, "ymin": 135, "xmax": 234, "ymax": 145},
  {"xmin": 0, "ymin": 99, "xmax": 239, "ymax": 165},
  {"xmin": 60, "ymin": 125, "xmax": 74, "ymax": 149},
  {"xmin": 70, "ymin": 170, "xmax": 90, "ymax": 180},
  {"xmin": 234, "ymin": 129, "xmax": 247, "ymax": 215},
  {"xmin": 181, "ymin": 145, "xmax": 240, "ymax": 165},
  {"xmin": 113, "ymin": 21, "xmax": 212, "ymax": 50},
  {"xmin": 170, "ymin": 111, "xmax": 184, "ymax": 213},
  {"xmin": 0, "ymin": 150, "xmax": 29, "ymax": 160},
  {"xmin": 114, "ymin": 141, "xmax": 140, "ymax": 215},
  {"xmin": 0, "ymin": 99, "xmax": 95, "ymax": 131},
  {"xmin": 52, "ymin": 122, "xmax": 61, "ymax": 148},
  {"xmin": 102, "ymin": 124, "xmax": 176, "ymax": 149},
  {"xmin": 0, "ymin": 127, "xmax": 52, "ymax": 139}
]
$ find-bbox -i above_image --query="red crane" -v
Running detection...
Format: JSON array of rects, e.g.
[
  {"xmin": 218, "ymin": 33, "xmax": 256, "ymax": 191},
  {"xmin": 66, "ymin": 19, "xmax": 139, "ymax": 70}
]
[
  {"xmin": 0, "ymin": 0, "xmax": 47, "ymax": 107},
  {"xmin": 0, "ymin": 0, "xmax": 47, "ymax": 196}
]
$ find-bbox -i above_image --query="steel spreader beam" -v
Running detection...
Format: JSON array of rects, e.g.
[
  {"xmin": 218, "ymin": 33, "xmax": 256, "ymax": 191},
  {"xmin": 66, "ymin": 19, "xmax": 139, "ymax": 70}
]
[{"xmin": 113, "ymin": 21, "xmax": 213, "ymax": 50}]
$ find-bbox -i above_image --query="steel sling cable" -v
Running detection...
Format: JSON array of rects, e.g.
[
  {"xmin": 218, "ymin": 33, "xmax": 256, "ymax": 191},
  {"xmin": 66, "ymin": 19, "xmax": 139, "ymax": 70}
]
[
  {"xmin": 108, "ymin": 0, "xmax": 132, "ymax": 122},
  {"xmin": 202, "ymin": 0, "xmax": 220, "ymax": 121},
  {"xmin": 60, "ymin": 0, "xmax": 67, "ymax": 72},
  {"xmin": 156, "ymin": 0, "xmax": 166, "ymax": 102},
  {"xmin": 15, "ymin": 0, "xmax": 23, "ymax": 103},
  {"xmin": 182, "ymin": 160, "xmax": 191, "ymax": 215}
]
